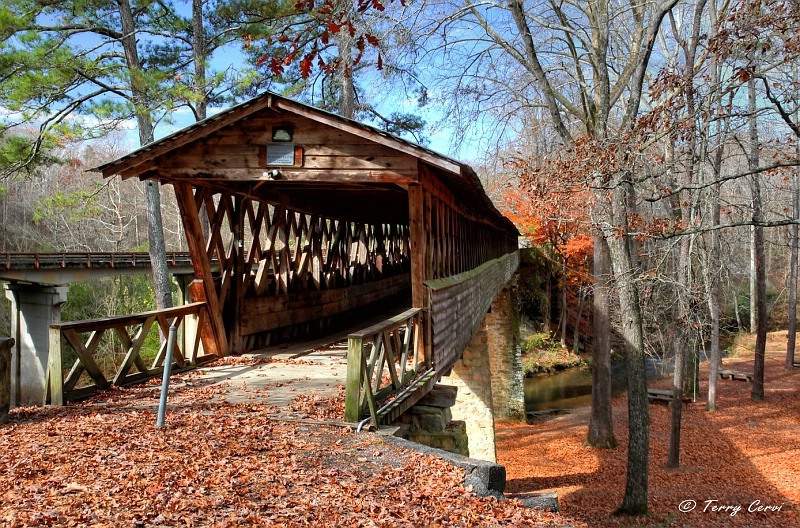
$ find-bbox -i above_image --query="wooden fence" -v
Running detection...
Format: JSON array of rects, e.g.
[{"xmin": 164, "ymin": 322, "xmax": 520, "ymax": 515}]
[
  {"xmin": 344, "ymin": 308, "xmax": 429, "ymax": 425},
  {"xmin": 344, "ymin": 251, "xmax": 519, "ymax": 426},
  {"xmin": 47, "ymin": 302, "xmax": 213, "ymax": 405}
]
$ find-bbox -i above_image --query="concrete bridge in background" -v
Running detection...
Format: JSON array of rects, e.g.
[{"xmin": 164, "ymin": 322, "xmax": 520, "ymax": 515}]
[
  {"xmin": 0, "ymin": 252, "xmax": 202, "ymax": 409},
  {"xmin": 0, "ymin": 251, "xmax": 197, "ymax": 284}
]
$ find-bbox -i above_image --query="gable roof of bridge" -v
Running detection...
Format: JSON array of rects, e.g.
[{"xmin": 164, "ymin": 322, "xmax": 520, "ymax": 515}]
[{"xmin": 93, "ymin": 91, "xmax": 517, "ymax": 234}]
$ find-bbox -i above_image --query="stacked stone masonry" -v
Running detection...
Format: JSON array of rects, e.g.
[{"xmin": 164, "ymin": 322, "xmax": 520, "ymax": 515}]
[
  {"xmin": 448, "ymin": 323, "xmax": 498, "ymax": 462},
  {"xmin": 486, "ymin": 281, "xmax": 526, "ymax": 421}
]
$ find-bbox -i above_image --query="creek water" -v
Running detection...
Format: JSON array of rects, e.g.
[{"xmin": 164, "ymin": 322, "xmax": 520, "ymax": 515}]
[{"xmin": 524, "ymin": 359, "xmax": 668, "ymax": 412}]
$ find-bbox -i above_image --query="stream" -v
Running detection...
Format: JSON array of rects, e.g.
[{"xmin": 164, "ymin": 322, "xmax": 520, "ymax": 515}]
[{"xmin": 524, "ymin": 359, "xmax": 669, "ymax": 412}]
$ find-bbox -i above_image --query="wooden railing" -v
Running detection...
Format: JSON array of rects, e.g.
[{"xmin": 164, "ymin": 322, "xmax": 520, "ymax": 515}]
[
  {"xmin": 426, "ymin": 251, "xmax": 519, "ymax": 371},
  {"xmin": 1, "ymin": 251, "xmax": 194, "ymax": 271},
  {"xmin": 344, "ymin": 308, "xmax": 427, "ymax": 425},
  {"xmin": 1, "ymin": 337, "xmax": 14, "ymax": 422},
  {"xmin": 47, "ymin": 302, "xmax": 213, "ymax": 405}
]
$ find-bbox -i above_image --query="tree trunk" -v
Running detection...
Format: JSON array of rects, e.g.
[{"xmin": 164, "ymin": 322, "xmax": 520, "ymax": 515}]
[
  {"xmin": 191, "ymin": 0, "xmax": 211, "ymax": 240},
  {"xmin": 560, "ymin": 256, "xmax": 568, "ymax": 347},
  {"xmin": 117, "ymin": 0, "xmax": 173, "ymax": 311},
  {"xmin": 605, "ymin": 184, "xmax": 649, "ymax": 515},
  {"xmin": 588, "ymin": 234, "xmax": 616, "ymax": 448},
  {"xmin": 143, "ymin": 182, "xmax": 173, "ymax": 310},
  {"xmin": 192, "ymin": 0, "xmax": 208, "ymax": 122},
  {"xmin": 707, "ymin": 184, "xmax": 722, "ymax": 410},
  {"xmin": 752, "ymin": 190, "xmax": 767, "ymax": 401},
  {"xmin": 749, "ymin": 77, "xmax": 766, "ymax": 400},
  {"xmin": 336, "ymin": 30, "xmax": 356, "ymax": 119},
  {"xmin": 706, "ymin": 50, "xmax": 725, "ymax": 410},
  {"xmin": 750, "ymin": 225, "xmax": 757, "ymax": 334},
  {"xmin": 573, "ymin": 278, "xmax": 587, "ymax": 354},
  {"xmin": 734, "ymin": 285, "xmax": 743, "ymax": 332},
  {"xmin": 746, "ymin": 50, "xmax": 757, "ymax": 340},
  {"xmin": 787, "ymin": 108, "xmax": 800, "ymax": 370},
  {"xmin": 669, "ymin": 0, "xmax": 704, "ymax": 459},
  {"xmin": 543, "ymin": 259, "xmax": 552, "ymax": 332},
  {"xmin": 668, "ymin": 335, "xmax": 685, "ymax": 467},
  {"xmin": 666, "ymin": 219, "xmax": 691, "ymax": 466},
  {"xmin": 668, "ymin": 235, "xmax": 690, "ymax": 467}
]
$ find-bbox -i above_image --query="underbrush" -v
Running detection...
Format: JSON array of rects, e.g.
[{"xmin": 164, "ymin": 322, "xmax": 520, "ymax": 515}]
[{"xmin": 521, "ymin": 332, "xmax": 584, "ymax": 376}]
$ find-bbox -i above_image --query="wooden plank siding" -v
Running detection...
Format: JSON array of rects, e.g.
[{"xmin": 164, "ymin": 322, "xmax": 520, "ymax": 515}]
[
  {"xmin": 240, "ymin": 274, "xmax": 410, "ymax": 335},
  {"xmin": 417, "ymin": 163, "xmax": 517, "ymax": 281},
  {"xmin": 425, "ymin": 251, "xmax": 520, "ymax": 372},
  {"xmin": 142, "ymin": 115, "xmax": 420, "ymax": 184}
]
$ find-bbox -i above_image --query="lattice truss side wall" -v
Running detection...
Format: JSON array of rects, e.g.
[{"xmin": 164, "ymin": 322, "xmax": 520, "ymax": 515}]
[
  {"xmin": 176, "ymin": 184, "xmax": 412, "ymax": 352},
  {"xmin": 415, "ymin": 165, "xmax": 520, "ymax": 375},
  {"xmin": 417, "ymin": 165, "xmax": 517, "ymax": 282}
]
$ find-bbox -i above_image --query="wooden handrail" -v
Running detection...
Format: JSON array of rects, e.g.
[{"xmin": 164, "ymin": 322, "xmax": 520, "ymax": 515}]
[
  {"xmin": 344, "ymin": 308, "xmax": 423, "ymax": 424},
  {"xmin": 52, "ymin": 303, "xmax": 207, "ymax": 333},
  {"xmin": 47, "ymin": 303, "xmax": 213, "ymax": 405},
  {"xmin": 347, "ymin": 308, "xmax": 421, "ymax": 340},
  {"xmin": 425, "ymin": 251, "xmax": 519, "ymax": 373},
  {"xmin": 0, "ymin": 252, "xmax": 196, "ymax": 270}
]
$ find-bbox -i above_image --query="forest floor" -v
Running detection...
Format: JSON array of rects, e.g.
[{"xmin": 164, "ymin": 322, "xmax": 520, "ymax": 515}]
[
  {"xmin": 498, "ymin": 331, "xmax": 800, "ymax": 528},
  {"xmin": 0, "ymin": 355, "xmax": 576, "ymax": 527}
]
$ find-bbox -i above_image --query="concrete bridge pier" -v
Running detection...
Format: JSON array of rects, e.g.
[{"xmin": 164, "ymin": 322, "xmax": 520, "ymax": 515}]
[
  {"xmin": 447, "ymin": 281, "xmax": 525, "ymax": 462},
  {"xmin": 4, "ymin": 283, "xmax": 68, "ymax": 406}
]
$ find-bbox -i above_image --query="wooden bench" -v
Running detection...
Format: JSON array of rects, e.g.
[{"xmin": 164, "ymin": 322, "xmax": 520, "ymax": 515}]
[
  {"xmin": 647, "ymin": 388, "xmax": 691, "ymax": 407},
  {"xmin": 718, "ymin": 369, "xmax": 753, "ymax": 382}
]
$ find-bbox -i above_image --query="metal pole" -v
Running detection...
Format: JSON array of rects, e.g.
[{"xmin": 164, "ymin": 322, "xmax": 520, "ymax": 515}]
[{"xmin": 156, "ymin": 324, "xmax": 177, "ymax": 428}]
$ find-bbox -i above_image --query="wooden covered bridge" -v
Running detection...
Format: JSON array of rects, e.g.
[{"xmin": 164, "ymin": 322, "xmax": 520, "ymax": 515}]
[{"xmin": 73, "ymin": 92, "xmax": 519, "ymax": 456}]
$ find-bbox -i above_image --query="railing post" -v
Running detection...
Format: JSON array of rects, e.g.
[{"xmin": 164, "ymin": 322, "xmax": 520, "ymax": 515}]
[
  {"xmin": 344, "ymin": 333, "xmax": 364, "ymax": 422},
  {"xmin": 0, "ymin": 338, "xmax": 14, "ymax": 422},
  {"xmin": 47, "ymin": 327, "xmax": 63, "ymax": 406}
]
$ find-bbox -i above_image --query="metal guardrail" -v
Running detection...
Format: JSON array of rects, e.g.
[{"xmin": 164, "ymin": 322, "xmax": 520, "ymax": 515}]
[{"xmin": 46, "ymin": 302, "xmax": 215, "ymax": 405}]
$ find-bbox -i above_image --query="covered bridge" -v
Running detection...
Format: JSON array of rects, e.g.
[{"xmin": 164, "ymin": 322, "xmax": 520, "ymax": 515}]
[{"xmin": 94, "ymin": 92, "xmax": 521, "ymax": 440}]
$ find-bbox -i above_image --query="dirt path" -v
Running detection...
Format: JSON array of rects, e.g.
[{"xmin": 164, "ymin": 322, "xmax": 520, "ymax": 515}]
[
  {"xmin": 498, "ymin": 332, "xmax": 800, "ymax": 527},
  {"xmin": 195, "ymin": 345, "xmax": 349, "ymax": 411}
]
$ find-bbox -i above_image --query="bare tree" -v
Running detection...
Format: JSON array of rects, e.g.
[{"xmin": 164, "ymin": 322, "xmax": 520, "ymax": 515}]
[
  {"xmin": 404, "ymin": 0, "xmax": 681, "ymax": 512},
  {"xmin": 788, "ymin": 118, "xmax": 800, "ymax": 370}
]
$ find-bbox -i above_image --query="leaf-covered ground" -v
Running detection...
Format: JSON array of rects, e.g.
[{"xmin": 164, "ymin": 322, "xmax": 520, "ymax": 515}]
[
  {"xmin": 498, "ymin": 333, "xmax": 800, "ymax": 528},
  {"xmin": 1, "ymin": 356, "xmax": 574, "ymax": 528}
]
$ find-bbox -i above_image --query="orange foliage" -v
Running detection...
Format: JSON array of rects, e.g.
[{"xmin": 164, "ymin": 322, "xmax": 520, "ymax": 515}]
[
  {"xmin": 502, "ymin": 145, "xmax": 596, "ymax": 298},
  {"xmin": 505, "ymin": 189, "xmax": 592, "ymax": 258}
]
